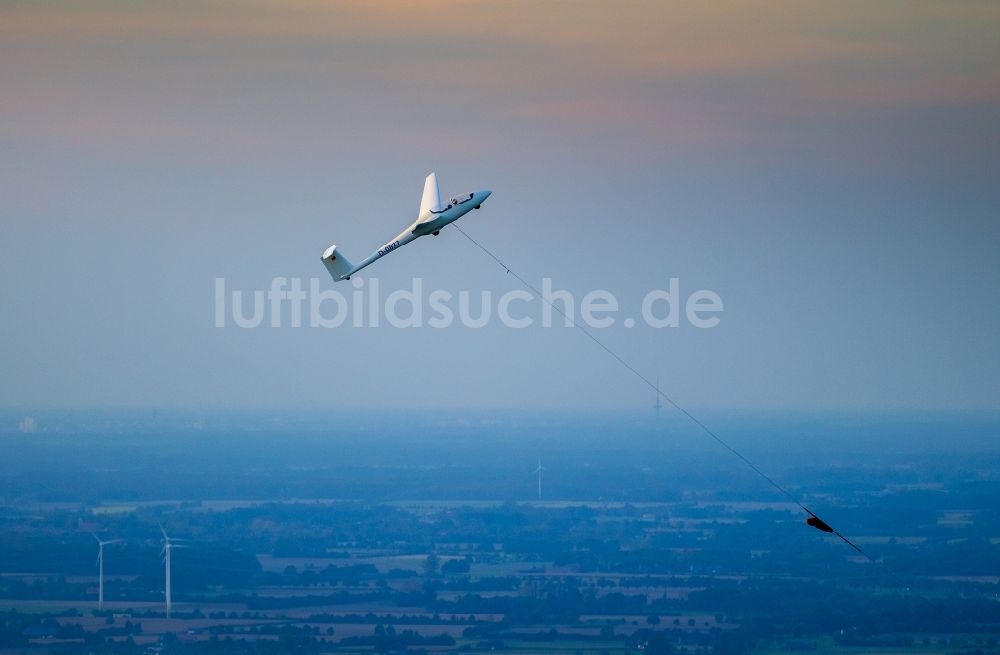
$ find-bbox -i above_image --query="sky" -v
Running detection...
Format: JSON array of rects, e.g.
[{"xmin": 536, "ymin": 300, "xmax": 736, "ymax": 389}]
[{"xmin": 1, "ymin": 0, "xmax": 998, "ymax": 411}]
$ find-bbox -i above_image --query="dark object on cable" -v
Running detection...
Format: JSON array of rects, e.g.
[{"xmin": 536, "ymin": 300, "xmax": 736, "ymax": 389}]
[{"xmin": 806, "ymin": 516, "xmax": 834, "ymax": 533}]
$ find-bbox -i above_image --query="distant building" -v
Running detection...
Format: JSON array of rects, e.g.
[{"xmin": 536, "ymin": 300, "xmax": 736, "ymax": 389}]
[{"xmin": 19, "ymin": 416, "xmax": 37, "ymax": 433}]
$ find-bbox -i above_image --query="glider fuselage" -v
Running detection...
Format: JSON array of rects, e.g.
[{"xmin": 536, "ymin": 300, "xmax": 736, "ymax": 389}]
[
  {"xmin": 412, "ymin": 190, "xmax": 491, "ymax": 236},
  {"xmin": 321, "ymin": 174, "xmax": 491, "ymax": 281}
]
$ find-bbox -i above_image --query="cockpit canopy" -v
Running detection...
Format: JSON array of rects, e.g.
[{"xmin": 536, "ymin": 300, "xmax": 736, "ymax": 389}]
[
  {"xmin": 431, "ymin": 192, "xmax": 474, "ymax": 214},
  {"xmin": 449, "ymin": 192, "xmax": 475, "ymax": 207}
]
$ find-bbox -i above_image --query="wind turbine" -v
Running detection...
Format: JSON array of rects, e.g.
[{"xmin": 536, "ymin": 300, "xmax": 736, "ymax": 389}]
[
  {"xmin": 92, "ymin": 534, "xmax": 123, "ymax": 611},
  {"xmin": 534, "ymin": 460, "xmax": 546, "ymax": 500},
  {"xmin": 159, "ymin": 526, "xmax": 186, "ymax": 616}
]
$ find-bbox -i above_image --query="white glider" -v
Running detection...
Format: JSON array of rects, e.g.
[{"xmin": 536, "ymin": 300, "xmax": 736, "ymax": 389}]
[{"xmin": 322, "ymin": 173, "xmax": 492, "ymax": 281}]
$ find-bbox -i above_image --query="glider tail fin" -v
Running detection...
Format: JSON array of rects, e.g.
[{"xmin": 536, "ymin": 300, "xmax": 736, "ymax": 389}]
[
  {"xmin": 418, "ymin": 172, "xmax": 441, "ymax": 217},
  {"xmin": 321, "ymin": 245, "xmax": 355, "ymax": 281}
]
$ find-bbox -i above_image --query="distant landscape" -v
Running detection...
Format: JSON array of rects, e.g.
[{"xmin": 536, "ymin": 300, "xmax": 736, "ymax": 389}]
[{"xmin": 0, "ymin": 410, "xmax": 997, "ymax": 654}]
